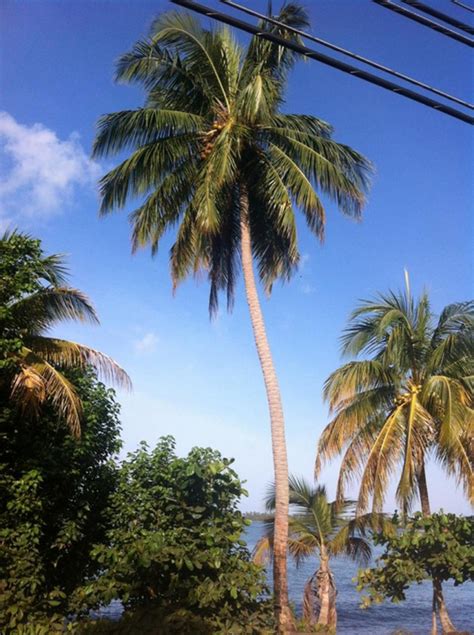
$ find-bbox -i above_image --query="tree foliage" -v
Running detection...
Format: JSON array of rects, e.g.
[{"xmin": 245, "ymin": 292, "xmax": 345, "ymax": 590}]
[
  {"xmin": 0, "ymin": 368, "xmax": 122, "ymax": 633},
  {"xmin": 74, "ymin": 437, "xmax": 273, "ymax": 633},
  {"xmin": 93, "ymin": 8, "xmax": 372, "ymax": 315},
  {"xmin": 0, "ymin": 231, "xmax": 130, "ymax": 436},
  {"xmin": 357, "ymin": 512, "xmax": 474, "ymax": 607},
  {"xmin": 316, "ymin": 284, "xmax": 473, "ymax": 513}
]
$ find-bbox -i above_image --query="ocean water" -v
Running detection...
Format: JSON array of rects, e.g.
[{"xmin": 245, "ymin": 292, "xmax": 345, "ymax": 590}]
[
  {"xmin": 245, "ymin": 521, "xmax": 474, "ymax": 635},
  {"xmin": 96, "ymin": 520, "xmax": 474, "ymax": 634}
]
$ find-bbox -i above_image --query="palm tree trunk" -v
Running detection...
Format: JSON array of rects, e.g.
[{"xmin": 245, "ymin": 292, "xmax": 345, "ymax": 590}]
[
  {"xmin": 303, "ymin": 573, "xmax": 317, "ymax": 626},
  {"xmin": 316, "ymin": 554, "xmax": 337, "ymax": 631},
  {"xmin": 239, "ymin": 184, "xmax": 294, "ymax": 632},
  {"xmin": 418, "ymin": 463, "xmax": 457, "ymax": 634},
  {"xmin": 418, "ymin": 462, "xmax": 431, "ymax": 517}
]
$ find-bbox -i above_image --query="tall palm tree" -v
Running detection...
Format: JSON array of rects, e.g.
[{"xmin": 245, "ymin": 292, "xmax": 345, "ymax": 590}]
[
  {"xmin": 316, "ymin": 281, "xmax": 473, "ymax": 633},
  {"xmin": 254, "ymin": 476, "xmax": 386, "ymax": 630},
  {"xmin": 1, "ymin": 231, "xmax": 130, "ymax": 436},
  {"xmin": 92, "ymin": 7, "xmax": 371, "ymax": 628}
]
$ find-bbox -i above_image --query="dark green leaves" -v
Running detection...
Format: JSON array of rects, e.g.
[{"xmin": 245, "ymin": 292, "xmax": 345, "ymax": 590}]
[
  {"xmin": 75, "ymin": 438, "xmax": 272, "ymax": 631},
  {"xmin": 357, "ymin": 512, "xmax": 474, "ymax": 606}
]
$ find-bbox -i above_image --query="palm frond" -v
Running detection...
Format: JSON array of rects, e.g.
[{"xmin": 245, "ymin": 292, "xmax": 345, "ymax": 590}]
[
  {"xmin": 13, "ymin": 349, "xmax": 83, "ymax": 437},
  {"xmin": 93, "ymin": 108, "xmax": 204, "ymax": 158},
  {"xmin": 24, "ymin": 337, "xmax": 131, "ymax": 390},
  {"xmin": 9, "ymin": 287, "xmax": 99, "ymax": 332}
]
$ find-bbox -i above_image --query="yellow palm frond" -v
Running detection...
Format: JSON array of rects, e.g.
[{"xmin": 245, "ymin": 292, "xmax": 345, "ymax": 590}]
[
  {"xmin": 13, "ymin": 349, "xmax": 83, "ymax": 437},
  {"xmin": 25, "ymin": 337, "xmax": 131, "ymax": 391}
]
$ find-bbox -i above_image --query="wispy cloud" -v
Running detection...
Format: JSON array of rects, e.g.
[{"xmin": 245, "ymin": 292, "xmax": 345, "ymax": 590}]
[
  {"xmin": 300, "ymin": 283, "xmax": 315, "ymax": 295},
  {"xmin": 300, "ymin": 253, "xmax": 310, "ymax": 271},
  {"xmin": 134, "ymin": 332, "xmax": 159, "ymax": 354},
  {"xmin": 0, "ymin": 111, "xmax": 100, "ymax": 227}
]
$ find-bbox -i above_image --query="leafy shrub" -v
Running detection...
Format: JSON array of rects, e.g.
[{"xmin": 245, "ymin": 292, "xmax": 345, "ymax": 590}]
[
  {"xmin": 0, "ymin": 369, "xmax": 122, "ymax": 633},
  {"xmin": 357, "ymin": 512, "xmax": 474, "ymax": 606},
  {"xmin": 74, "ymin": 437, "xmax": 273, "ymax": 633}
]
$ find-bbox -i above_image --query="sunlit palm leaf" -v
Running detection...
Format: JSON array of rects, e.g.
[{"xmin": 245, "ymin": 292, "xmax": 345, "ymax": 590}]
[{"xmin": 24, "ymin": 337, "xmax": 131, "ymax": 391}]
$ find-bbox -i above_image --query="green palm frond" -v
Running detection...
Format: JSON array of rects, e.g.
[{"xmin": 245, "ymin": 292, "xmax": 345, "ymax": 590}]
[
  {"xmin": 148, "ymin": 11, "xmax": 233, "ymax": 110},
  {"xmin": 92, "ymin": 108, "xmax": 204, "ymax": 158},
  {"xmin": 10, "ymin": 287, "xmax": 99, "ymax": 332},
  {"xmin": 94, "ymin": 8, "xmax": 372, "ymax": 313},
  {"xmin": 98, "ymin": 134, "xmax": 198, "ymax": 214},
  {"xmin": 323, "ymin": 360, "xmax": 394, "ymax": 411},
  {"xmin": 259, "ymin": 475, "xmax": 375, "ymax": 568},
  {"xmin": 2, "ymin": 232, "xmax": 131, "ymax": 437}
]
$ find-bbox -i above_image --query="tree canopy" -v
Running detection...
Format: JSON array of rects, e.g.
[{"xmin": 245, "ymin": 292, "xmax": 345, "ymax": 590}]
[
  {"xmin": 93, "ymin": 9, "xmax": 372, "ymax": 314},
  {"xmin": 357, "ymin": 512, "xmax": 474, "ymax": 607},
  {"xmin": 74, "ymin": 437, "xmax": 273, "ymax": 634},
  {"xmin": 316, "ymin": 285, "xmax": 473, "ymax": 513},
  {"xmin": 0, "ymin": 368, "xmax": 122, "ymax": 633},
  {"xmin": 0, "ymin": 231, "xmax": 130, "ymax": 436}
]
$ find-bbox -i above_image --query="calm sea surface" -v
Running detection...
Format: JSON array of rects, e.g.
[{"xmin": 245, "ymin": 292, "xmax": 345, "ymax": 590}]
[{"xmin": 97, "ymin": 520, "xmax": 473, "ymax": 634}]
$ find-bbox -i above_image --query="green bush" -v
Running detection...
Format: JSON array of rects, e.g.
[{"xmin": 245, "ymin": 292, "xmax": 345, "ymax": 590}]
[
  {"xmin": 0, "ymin": 369, "xmax": 122, "ymax": 633},
  {"xmin": 74, "ymin": 437, "xmax": 273, "ymax": 633},
  {"xmin": 357, "ymin": 512, "xmax": 474, "ymax": 606}
]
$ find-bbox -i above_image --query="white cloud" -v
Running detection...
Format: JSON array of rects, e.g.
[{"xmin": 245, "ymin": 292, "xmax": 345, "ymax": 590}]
[
  {"xmin": 134, "ymin": 332, "xmax": 159, "ymax": 354},
  {"xmin": 0, "ymin": 111, "xmax": 100, "ymax": 226}
]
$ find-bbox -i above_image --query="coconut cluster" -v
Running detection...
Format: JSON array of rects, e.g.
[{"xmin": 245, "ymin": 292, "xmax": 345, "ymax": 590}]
[{"xmin": 200, "ymin": 118, "xmax": 225, "ymax": 160}]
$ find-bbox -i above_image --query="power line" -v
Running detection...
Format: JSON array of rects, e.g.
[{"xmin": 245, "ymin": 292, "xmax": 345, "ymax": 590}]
[
  {"xmin": 401, "ymin": 0, "xmax": 474, "ymax": 34},
  {"xmin": 170, "ymin": 0, "xmax": 474, "ymax": 125},
  {"xmin": 221, "ymin": 0, "xmax": 473, "ymax": 110},
  {"xmin": 452, "ymin": 0, "xmax": 474, "ymax": 14},
  {"xmin": 373, "ymin": 0, "xmax": 474, "ymax": 46}
]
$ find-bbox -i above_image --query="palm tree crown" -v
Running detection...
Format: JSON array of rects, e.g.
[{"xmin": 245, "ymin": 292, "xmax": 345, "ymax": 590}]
[
  {"xmin": 316, "ymin": 282, "xmax": 473, "ymax": 514},
  {"xmin": 255, "ymin": 476, "xmax": 374, "ymax": 565},
  {"xmin": 92, "ymin": 8, "xmax": 372, "ymax": 312},
  {"xmin": 1, "ymin": 231, "xmax": 130, "ymax": 436}
]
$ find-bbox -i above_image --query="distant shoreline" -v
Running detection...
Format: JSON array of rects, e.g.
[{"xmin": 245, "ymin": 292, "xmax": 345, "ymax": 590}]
[{"xmin": 244, "ymin": 512, "xmax": 274, "ymax": 521}]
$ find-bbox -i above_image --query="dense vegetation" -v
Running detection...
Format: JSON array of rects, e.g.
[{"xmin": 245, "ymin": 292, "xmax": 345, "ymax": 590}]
[
  {"xmin": 76, "ymin": 438, "xmax": 273, "ymax": 634},
  {"xmin": 0, "ymin": 236, "xmax": 271, "ymax": 633},
  {"xmin": 0, "ymin": 368, "xmax": 122, "ymax": 633}
]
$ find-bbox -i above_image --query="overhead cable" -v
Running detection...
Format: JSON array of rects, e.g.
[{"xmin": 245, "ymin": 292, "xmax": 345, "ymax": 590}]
[
  {"xmin": 400, "ymin": 0, "xmax": 474, "ymax": 34},
  {"xmin": 170, "ymin": 0, "xmax": 473, "ymax": 124},
  {"xmin": 373, "ymin": 0, "xmax": 474, "ymax": 46},
  {"xmin": 220, "ymin": 0, "xmax": 473, "ymax": 110},
  {"xmin": 452, "ymin": 0, "xmax": 474, "ymax": 14}
]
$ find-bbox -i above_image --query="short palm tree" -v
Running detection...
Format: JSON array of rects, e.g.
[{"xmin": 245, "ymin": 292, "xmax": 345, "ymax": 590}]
[
  {"xmin": 316, "ymin": 280, "xmax": 473, "ymax": 632},
  {"xmin": 92, "ymin": 7, "xmax": 371, "ymax": 627},
  {"xmin": 254, "ymin": 477, "xmax": 386, "ymax": 630},
  {"xmin": 1, "ymin": 231, "xmax": 130, "ymax": 436}
]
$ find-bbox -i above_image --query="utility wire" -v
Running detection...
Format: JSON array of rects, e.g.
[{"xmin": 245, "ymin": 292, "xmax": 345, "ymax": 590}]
[
  {"xmin": 401, "ymin": 0, "xmax": 474, "ymax": 34},
  {"xmin": 373, "ymin": 0, "xmax": 474, "ymax": 46},
  {"xmin": 170, "ymin": 0, "xmax": 474, "ymax": 124},
  {"xmin": 220, "ymin": 0, "xmax": 473, "ymax": 110},
  {"xmin": 452, "ymin": 0, "xmax": 474, "ymax": 14}
]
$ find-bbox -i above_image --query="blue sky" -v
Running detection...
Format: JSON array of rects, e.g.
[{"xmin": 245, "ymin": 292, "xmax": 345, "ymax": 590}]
[{"xmin": 1, "ymin": 0, "xmax": 472, "ymax": 512}]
